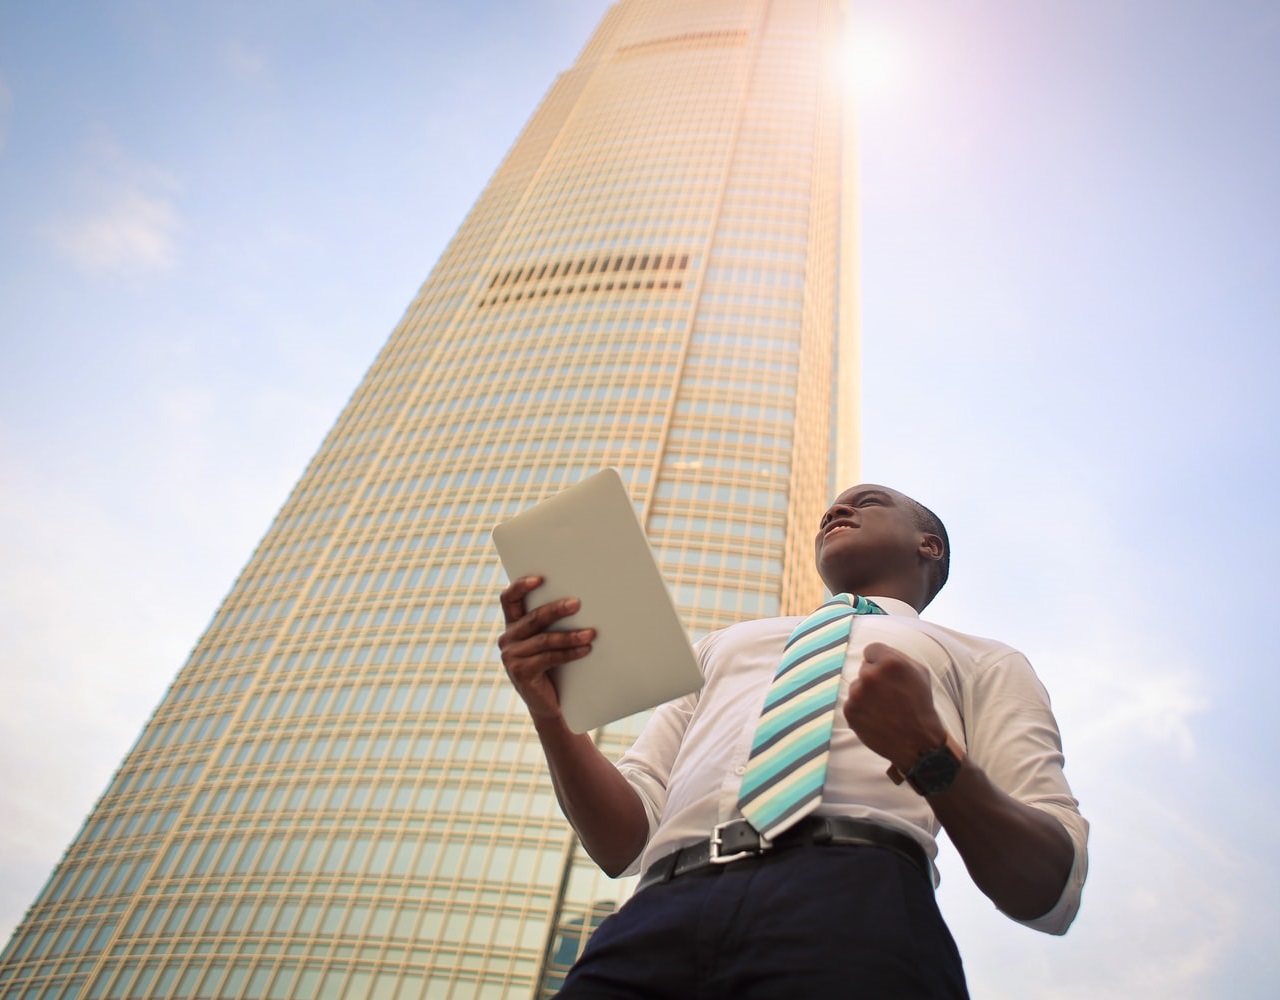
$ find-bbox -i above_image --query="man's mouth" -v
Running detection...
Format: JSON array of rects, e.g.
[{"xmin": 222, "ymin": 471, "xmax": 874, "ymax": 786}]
[{"xmin": 823, "ymin": 521, "xmax": 856, "ymax": 538}]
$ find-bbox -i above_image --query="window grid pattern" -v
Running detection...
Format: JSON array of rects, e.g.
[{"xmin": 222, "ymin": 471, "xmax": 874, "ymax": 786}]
[{"xmin": 0, "ymin": 2, "xmax": 856, "ymax": 997}]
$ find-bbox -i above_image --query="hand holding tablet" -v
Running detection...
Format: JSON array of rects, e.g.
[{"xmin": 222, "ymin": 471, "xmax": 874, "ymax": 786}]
[{"xmin": 492, "ymin": 469, "xmax": 704, "ymax": 733}]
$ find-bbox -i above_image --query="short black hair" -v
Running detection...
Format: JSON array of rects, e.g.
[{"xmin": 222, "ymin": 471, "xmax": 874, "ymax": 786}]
[{"xmin": 904, "ymin": 496, "xmax": 950, "ymax": 604}]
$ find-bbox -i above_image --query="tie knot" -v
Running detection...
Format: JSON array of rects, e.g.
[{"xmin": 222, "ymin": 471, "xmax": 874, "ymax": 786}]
[{"xmin": 828, "ymin": 593, "xmax": 885, "ymax": 616}]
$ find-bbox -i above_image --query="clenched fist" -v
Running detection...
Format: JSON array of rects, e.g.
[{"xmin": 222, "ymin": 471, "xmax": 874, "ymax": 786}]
[{"xmin": 842, "ymin": 641, "xmax": 949, "ymax": 775}]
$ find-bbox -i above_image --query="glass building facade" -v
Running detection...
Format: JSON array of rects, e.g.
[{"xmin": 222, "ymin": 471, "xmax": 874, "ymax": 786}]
[{"xmin": 0, "ymin": 1, "xmax": 858, "ymax": 996}]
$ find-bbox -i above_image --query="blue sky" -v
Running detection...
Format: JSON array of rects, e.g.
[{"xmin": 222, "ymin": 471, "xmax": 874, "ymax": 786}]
[{"xmin": 1, "ymin": 1, "xmax": 1278, "ymax": 996}]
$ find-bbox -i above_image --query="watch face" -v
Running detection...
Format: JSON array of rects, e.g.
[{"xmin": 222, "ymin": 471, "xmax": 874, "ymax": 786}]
[{"xmin": 908, "ymin": 746, "xmax": 961, "ymax": 796}]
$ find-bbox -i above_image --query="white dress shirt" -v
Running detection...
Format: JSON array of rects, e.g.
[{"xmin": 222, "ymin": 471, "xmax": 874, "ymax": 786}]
[{"xmin": 615, "ymin": 596, "xmax": 1089, "ymax": 935}]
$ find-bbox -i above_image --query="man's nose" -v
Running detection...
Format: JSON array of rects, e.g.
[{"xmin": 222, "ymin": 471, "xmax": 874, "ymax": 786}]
[{"xmin": 823, "ymin": 503, "xmax": 855, "ymax": 525}]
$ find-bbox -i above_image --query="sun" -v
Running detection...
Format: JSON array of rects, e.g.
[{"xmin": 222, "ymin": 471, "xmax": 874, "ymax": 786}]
[{"xmin": 840, "ymin": 28, "xmax": 905, "ymax": 99}]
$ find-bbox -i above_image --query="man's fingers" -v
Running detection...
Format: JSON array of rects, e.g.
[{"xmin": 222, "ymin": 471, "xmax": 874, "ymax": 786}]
[
  {"xmin": 499, "ymin": 595, "xmax": 583, "ymax": 646},
  {"xmin": 496, "ymin": 577, "xmax": 596, "ymax": 723},
  {"xmin": 507, "ymin": 632, "xmax": 595, "ymax": 674},
  {"xmin": 502, "ymin": 629, "xmax": 595, "ymax": 694},
  {"xmin": 499, "ymin": 575, "xmax": 543, "ymax": 624},
  {"xmin": 859, "ymin": 642, "xmax": 921, "ymax": 677},
  {"xmin": 521, "ymin": 627, "xmax": 595, "ymax": 657},
  {"xmin": 853, "ymin": 642, "xmax": 933, "ymax": 708}
]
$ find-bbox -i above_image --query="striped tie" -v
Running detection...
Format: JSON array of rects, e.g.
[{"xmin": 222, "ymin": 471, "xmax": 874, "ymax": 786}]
[{"xmin": 736, "ymin": 593, "xmax": 885, "ymax": 840}]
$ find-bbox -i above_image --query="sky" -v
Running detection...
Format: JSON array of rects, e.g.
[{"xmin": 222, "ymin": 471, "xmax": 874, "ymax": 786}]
[{"xmin": 1, "ymin": 0, "xmax": 1278, "ymax": 996}]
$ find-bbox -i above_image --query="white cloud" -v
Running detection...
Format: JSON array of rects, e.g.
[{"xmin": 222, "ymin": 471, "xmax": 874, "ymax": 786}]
[
  {"xmin": 0, "ymin": 450, "xmax": 184, "ymax": 941},
  {"xmin": 921, "ymin": 479, "xmax": 1211, "ymax": 763},
  {"xmin": 0, "ymin": 355, "xmax": 344, "ymax": 941},
  {"xmin": 919, "ymin": 476, "xmax": 1244, "ymax": 995},
  {"xmin": 223, "ymin": 39, "xmax": 270, "ymax": 84},
  {"xmin": 937, "ymin": 770, "xmax": 1256, "ymax": 1000},
  {"xmin": 1054, "ymin": 647, "xmax": 1208, "ymax": 760},
  {"xmin": 44, "ymin": 132, "xmax": 182, "ymax": 276}
]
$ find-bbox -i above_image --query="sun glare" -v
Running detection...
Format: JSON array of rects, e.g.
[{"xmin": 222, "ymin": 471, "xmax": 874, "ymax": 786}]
[{"xmin": 840, "ymin": 29, "xmax": 904, "ymax": 99}]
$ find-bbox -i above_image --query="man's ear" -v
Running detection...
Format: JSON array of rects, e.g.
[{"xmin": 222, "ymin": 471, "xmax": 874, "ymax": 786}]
[{"xmin": 918, "ymin": 533, "xmax": 943, "ymax": 564}]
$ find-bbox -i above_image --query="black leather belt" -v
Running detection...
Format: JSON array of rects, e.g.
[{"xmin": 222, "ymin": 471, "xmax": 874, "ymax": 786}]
[{"xmin": 637, "ymin": 816, "xmax": 930, "ymax": 893}]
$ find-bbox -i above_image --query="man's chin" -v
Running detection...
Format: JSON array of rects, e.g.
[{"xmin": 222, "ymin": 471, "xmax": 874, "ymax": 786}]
[{"xmin": 816, "ymin": 561, "xmax": 857, "ymax": 596}]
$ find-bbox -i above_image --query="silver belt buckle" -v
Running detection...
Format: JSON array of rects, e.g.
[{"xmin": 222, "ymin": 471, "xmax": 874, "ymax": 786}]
[{"xmin": 709, "ymin": 820, "xmax": 769, "ymax": 864}]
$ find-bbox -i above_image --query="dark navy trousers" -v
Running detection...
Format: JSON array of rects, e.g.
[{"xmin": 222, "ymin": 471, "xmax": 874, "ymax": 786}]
[{"xmin": 557, "ymin": 844, "xmax": 969, "ymax": 999}]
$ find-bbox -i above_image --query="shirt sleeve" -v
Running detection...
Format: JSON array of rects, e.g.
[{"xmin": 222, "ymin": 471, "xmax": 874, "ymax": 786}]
[{"xmin": 963, "ymin": 648, "xmax": 1090, "ymax": 935}]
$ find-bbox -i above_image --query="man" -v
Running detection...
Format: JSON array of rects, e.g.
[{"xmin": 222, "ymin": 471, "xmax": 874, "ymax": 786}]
[{"xmin": 498, "ymin": 484, "xmax": 1087, "ymax": 997}]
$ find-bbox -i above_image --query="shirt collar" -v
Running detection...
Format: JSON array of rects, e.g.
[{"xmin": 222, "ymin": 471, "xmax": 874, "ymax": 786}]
[{"xmin": 865, "ymin": 596, "xmax": 920, "ymax": 618}]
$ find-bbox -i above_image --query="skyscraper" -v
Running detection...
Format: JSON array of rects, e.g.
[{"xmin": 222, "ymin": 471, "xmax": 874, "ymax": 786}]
[{"xmin": 0, "ymin": 0, "xmax": 856, "ymax": 996}]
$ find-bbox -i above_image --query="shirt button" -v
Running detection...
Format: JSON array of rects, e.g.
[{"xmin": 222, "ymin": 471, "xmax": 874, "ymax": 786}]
[{"xmin": 733, "ymin": 765, "xmax": 746, "ymax": 776}]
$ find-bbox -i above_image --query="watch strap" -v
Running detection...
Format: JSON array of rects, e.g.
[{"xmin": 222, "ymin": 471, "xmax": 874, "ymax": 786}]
[{"xmin": 885, "ymin": 732, "xmax": 965, "ymax": 792}]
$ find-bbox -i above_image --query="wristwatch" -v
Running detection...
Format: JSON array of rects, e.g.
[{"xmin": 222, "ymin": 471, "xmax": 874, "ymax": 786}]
[{"xmin": 886, "ymin": 733, "xmax": 966, "ymax": 797}]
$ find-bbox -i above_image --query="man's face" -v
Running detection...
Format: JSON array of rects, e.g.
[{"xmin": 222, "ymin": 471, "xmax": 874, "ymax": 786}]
[{"xmin": 813, "ymin": 484, "xmax": 925, "ymax": 593}]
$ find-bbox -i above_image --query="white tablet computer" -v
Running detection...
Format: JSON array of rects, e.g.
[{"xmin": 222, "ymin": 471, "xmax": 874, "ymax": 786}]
[{"xmin": 492, "ymin": 468, "xmax": 703, "ymax": 733}]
